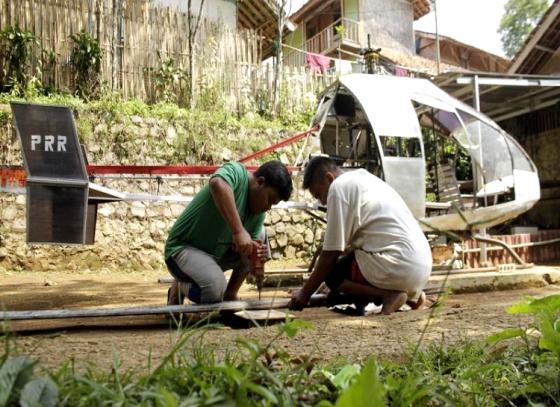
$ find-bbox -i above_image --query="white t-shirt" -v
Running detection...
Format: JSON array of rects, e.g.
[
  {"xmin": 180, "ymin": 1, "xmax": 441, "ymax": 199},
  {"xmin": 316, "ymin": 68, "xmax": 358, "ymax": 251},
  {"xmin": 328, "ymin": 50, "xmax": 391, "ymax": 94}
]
[{"xmin": 323, "ymin": 169, "xmax": 432, "ymax": 296}]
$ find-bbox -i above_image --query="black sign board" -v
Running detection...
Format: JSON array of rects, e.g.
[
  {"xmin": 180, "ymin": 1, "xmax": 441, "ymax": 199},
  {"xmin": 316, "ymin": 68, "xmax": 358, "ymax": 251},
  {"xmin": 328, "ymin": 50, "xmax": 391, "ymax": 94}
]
[
  {"xmin": 11, "ymin": 102, "xmax": 87, "ymax": 182},
  {"xmin": 11, "ymin": 102, "xmax": 90, "ymax": 244}
]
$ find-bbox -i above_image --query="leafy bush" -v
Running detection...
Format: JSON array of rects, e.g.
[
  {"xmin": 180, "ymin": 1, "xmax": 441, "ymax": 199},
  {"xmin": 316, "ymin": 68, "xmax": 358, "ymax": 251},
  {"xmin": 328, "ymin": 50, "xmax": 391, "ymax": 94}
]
[
  {"xmin": 2, "ymin": 295, "xmax": 560, "ymax": 406},
  {"xmin": 0, "ymin": 26, "xmax": 36, "ymax": 93},
  {"xmin": 69, "ymin": 31, "xmax": 102, "ymax": 99}
]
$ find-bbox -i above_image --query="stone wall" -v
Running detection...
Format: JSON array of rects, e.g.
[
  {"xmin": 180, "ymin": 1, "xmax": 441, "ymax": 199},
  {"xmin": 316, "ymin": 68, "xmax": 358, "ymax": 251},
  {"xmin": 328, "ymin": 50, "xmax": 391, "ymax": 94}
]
[
  {"xmin": 0, "ymin": 103, "xmax": 322, "ymax": 273},
  {"xmin": 0, "ymin": 189, "xmax": 324, "ymax": 273}
]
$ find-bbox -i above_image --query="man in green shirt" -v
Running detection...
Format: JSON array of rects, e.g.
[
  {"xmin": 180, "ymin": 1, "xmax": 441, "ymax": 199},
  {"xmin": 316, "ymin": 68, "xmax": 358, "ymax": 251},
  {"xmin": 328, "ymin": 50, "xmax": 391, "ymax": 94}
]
[{"xmin": 165, "ymin": 160, "xmax": 293, "ymax": 304}]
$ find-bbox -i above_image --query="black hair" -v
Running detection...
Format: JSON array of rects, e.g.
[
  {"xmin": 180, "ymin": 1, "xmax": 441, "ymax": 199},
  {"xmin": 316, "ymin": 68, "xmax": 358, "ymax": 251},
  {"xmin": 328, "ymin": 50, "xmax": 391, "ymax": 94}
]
[
  {"xmin": 303, "ymin": 156, "xmax": 339, "ymax": 189},
  {"xmin": 254, "ymin": 160, "xmax": 293, "ymax": 201}
]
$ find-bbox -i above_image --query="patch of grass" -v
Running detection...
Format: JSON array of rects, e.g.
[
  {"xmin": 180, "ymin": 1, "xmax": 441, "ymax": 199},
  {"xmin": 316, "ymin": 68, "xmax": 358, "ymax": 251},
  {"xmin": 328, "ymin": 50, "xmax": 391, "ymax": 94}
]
[{"xmin": 2, "ymin": 295, "xmax": 560, "ymax": 406}]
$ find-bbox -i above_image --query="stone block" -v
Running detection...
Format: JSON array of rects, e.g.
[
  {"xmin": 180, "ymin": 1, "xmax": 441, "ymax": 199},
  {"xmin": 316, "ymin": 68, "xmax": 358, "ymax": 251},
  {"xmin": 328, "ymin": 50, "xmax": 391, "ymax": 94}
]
[
  {"xmin": 98, "ymin": 205, "xmax": 115, "ymax": 217},
  {"xmin": 284, "ymin": 245, "xmax": 296, "ymax": 258},
  {"xmin": 131, "ymin": 115, "xmax": 143, "ymax": 125},
  {"xmin": 292, "ymin": 233, "xmax": 304, "ymax": 246},
  {"xmin": 266, "ymin": 226, "xmax": 276, "ymax": 238},
  {"xmin": 166, "ymin": 126, "xmax": 177, "ymax": 145},
  {"xmin": 270, "ymin": 211, "xmax": 281, "ymax": 224},
  {"xmin": 2, "ymin": 206, "xmax": 17, "ymax": 221},
  {"xmin": 170, "ymin": 204, "xmax": 185, "ymax": 217},
  {"xmin": 304, "ymin": 229, "xmax": 315, "ymax": 244},
  {"xmin": 275, "ymin": 222, "xmax": 286, "ymax": 233},
  {"xmin": 131, "ymin": 203, "xmax": 146, "ymax": 218},
  {"xmin": 276, "ymin": 234, "xmax": 288, "ymax": 248}
]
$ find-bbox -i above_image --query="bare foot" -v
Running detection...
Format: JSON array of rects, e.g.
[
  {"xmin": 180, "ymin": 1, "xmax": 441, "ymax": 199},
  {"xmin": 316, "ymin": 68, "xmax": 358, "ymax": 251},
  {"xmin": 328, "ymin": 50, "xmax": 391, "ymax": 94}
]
[
  {"xmin": 381, "ymin": 292, "xmax": 407, "ymax": 315},
  {"xmin": 407, "ymin": 291, "xmax": 426, "ymax": 310}
]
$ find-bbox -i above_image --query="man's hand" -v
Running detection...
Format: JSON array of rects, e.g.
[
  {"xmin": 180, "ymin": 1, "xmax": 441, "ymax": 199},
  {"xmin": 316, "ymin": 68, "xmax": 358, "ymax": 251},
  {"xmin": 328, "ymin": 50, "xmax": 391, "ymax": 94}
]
[
  {"xmin": 289, "ymin": 289, "xmax": 310, "ymax": 311},
  {"xmin": 256, "ymin": 241, "xmax": 268, "ymax": 262},
  {"xmin": 232, "ymin": 229, "xmax": 253, "ymax": 256}
]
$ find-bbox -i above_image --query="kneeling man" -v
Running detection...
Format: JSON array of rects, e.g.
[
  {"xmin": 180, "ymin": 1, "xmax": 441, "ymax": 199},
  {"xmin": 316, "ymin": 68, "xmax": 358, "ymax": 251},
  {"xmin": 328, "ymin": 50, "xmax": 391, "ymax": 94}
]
[
  {"xmin": 165, "ymin": 160, "xmax": 292, "ymax": 304},
  {"xmin": 289, "ymin": 157, "xmax": 432, "ymax": 315}
]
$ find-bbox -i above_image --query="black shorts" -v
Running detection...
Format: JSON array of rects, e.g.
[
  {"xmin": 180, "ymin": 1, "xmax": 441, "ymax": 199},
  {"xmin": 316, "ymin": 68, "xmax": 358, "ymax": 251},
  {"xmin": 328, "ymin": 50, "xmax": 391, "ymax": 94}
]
[{"xmin": 324, "ymin": 252, "xmax": 355, "ymax": 291}]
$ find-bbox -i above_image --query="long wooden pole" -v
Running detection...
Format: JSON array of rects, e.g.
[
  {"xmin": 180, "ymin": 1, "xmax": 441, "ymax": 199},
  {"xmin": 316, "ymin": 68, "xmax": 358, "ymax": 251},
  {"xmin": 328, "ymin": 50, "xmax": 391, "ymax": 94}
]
[{"xmin": 0, "ymin": 295, "xmax": 329, "ymax": 321}]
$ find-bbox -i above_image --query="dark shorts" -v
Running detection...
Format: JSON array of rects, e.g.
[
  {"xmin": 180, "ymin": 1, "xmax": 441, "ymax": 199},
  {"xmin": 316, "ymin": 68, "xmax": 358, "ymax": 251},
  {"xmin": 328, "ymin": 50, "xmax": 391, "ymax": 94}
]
[{"xmin": 325, "ymin": 252, "xmax": 370, "ymax": 290}]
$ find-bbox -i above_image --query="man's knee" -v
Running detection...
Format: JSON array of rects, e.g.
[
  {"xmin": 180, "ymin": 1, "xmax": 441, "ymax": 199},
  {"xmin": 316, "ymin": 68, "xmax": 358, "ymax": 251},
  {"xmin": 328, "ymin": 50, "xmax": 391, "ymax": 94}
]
[{"xmin": 200, "ymin": 278, "xmax": 227, "ymax": 303}]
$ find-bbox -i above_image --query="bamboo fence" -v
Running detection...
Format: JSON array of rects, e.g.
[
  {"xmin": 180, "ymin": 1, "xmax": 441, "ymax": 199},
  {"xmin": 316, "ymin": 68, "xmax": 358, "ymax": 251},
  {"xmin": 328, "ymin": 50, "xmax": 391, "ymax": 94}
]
[{"xmin": 0, "ymin": 0, "xmax": 337, "ymax": 114}]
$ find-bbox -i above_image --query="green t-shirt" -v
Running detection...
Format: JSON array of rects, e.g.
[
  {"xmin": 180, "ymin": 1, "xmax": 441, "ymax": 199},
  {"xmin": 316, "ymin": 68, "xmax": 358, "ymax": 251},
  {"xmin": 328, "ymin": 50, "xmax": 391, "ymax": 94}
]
[{"xmin": 164, "ymin": 162, "xmax": 265, "ymax": 260}]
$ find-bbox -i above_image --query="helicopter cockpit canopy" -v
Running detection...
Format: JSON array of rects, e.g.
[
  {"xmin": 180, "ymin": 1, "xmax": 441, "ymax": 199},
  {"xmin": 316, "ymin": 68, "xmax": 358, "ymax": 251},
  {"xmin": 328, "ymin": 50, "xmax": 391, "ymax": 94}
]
[{"xmin": 312, "ymin": 74, "xmax": 540, "ymax": 231}]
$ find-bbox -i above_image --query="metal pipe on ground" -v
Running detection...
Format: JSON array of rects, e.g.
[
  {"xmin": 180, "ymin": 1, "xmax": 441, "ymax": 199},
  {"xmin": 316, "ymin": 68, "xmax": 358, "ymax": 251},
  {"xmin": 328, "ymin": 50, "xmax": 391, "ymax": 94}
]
[{"xmin": 0, "ymin": 295, "xmax": 329, "ymax": 322}]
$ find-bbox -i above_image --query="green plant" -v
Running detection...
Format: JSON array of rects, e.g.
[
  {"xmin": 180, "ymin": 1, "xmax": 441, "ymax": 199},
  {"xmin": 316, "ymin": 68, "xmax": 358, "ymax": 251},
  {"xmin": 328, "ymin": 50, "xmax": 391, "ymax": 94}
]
[
  {"xmin": 0, "ymin": 25, "xmax": 36, "ymax": 93},
  {"xmin": 334, "ymin": 24, "xmax": 346, "ymax": 37},
  {"xmin": 151, "ymin": 53, "xmax": 187, "ymax": 104},
  {"xmin": 0, "ymin": 356, "xmax": 59, "ymax": 407},
  {"xmin": 487, "ymin": 294, "xmax": 560, "ymax": 404},
  {"xmin": 38, "ymin": 48, "xmax": 57, "ymax": 93},
  {"xmin": 69, "ymin": 31, "xmax": 102, "ymax": 99}
]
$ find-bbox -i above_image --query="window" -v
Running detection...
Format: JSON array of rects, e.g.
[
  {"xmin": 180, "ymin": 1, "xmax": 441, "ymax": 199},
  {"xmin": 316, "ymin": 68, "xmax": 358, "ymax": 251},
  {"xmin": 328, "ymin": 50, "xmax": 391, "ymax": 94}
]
[{"xmin": 380, "ymin": 136, "xmax": 422, "ymax": 158}]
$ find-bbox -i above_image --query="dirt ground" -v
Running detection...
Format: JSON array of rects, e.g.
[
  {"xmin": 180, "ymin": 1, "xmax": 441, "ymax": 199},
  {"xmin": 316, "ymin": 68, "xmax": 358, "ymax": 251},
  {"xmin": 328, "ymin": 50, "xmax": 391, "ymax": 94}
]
[{"xmin": 1, "ymin": 268, "xmax": 559, "ymax": 372}]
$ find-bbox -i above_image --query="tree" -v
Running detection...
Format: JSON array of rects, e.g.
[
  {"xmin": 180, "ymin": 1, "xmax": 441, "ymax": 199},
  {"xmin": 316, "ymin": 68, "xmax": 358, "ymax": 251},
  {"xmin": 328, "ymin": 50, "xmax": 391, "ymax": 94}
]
[
  {"xmin": 272, "ymin": 0, "xmax": 291, "ymax": 118},
  {"xmin": 498, "ymin": 0, "xmax": 549, "ymax": 58},
  {"xmin": 186, "ymin": 0, "xmax": 206, "ymax": 108}
]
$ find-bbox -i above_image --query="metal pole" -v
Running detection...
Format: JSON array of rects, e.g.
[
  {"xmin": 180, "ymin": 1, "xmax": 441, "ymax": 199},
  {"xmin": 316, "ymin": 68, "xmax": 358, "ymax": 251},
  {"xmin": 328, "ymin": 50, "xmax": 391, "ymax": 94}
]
[
  {"xmin": 0, "ymin": 295, "xmax": 329, "ymax": 321},
  {"xmin": 434, "ymin": 0, "xmax": 441, "ymax": 75},
  {"xmin": 472, "ymin": 75, "xmax": 488, "ymax": 265}
]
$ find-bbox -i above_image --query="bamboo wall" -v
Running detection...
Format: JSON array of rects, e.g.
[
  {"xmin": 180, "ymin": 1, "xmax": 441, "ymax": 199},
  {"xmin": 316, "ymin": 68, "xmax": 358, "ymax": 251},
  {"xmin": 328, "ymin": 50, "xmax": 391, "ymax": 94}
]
[{"xmin": 0, "ymin": 0, "xmax": 336, "ymax": 114}]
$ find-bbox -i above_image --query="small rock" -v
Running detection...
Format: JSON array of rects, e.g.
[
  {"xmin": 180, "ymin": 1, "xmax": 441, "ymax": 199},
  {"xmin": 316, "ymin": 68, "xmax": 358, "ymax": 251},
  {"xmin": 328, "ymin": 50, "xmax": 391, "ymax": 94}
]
[
  {"xmin": 276, "ymin": 234, "xmax": 288, "ymax": 248},
  {"xmin": 131, "ymin": 115, "xmax": 143, "ymax": 125},
  {"xmin": 131, "ymin": 203, "xmax": 146, "ymax": 218},
  {"xmin": 88, "ymin": 143, "xmax": 100, "ymax": 153},
  {"xmin": 270, "ymin": 211, "xmax": 281, "ymax": 224},
  {"xmin": 291, "ymin": 213, "xmax": 302, "ymax": 223},
  {"xmin": 221, "ymin": 147, "xmax": 233, "ymax": 161},
  {"xmin": 284, "ymin": 246, "xmax": 296, "ymax": 258},
  {"xmin": 98, "ymin": 205, "xmax": 115, "ymax": 217},
  {"xmin": 166, "ymin": 126, "xmax": 177, "ymax": 145},
  {"xmin": 266, "ymin": 227, "xmax": 276, "ymax": 238},
  {"xmin": 149, "ymin": 126, "xmax": 160, "ymax": 137},
  {"xmin": 44, "ymin": 280, "xmax": 56, "ymax": 286},
  {"xmin": 2, "ymin": 207, "xmax": 17, "ymax": 221},
  {"xmin": 292, "ymin": 233, "xmax": 304, "ymax": 246},
  {"xmin": 170, "ymin": 204, "xmax": 185, "ymax": 217},
  {"xmin": 111, "ymin": 123, "xmax": 124, "ymax": 134},
  {"xmin": 304, "ymin": 229, "xmax": 315, "ymax": 244},
  {"xmin": 275, "ymin": 223, "xmax": 286, "ymax": 233}
]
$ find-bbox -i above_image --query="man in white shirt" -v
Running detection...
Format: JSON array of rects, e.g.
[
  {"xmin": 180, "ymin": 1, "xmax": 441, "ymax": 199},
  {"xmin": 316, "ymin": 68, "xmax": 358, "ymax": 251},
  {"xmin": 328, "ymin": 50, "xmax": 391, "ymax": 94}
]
[{"xmin": 289, "ymin": 156, "xmax": 432, "ymax": 315}]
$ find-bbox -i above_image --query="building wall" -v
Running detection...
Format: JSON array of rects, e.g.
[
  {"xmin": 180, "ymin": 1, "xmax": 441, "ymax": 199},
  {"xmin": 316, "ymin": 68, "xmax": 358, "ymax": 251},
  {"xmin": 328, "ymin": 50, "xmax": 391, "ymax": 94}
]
[
  {"xmin": 359, "ymin": 0, "xmax": 414, "ymax": 53},
  {"xmin": 344, "ymin": 0, "xmax": 359, "ymax": 21},
  {"xmin": 285, "ymin": 25, "xmax": 304, "ymax": 48},
  {"xmin": 152, "ymin": 0, "xmax": 237, "ymax": 28}
]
